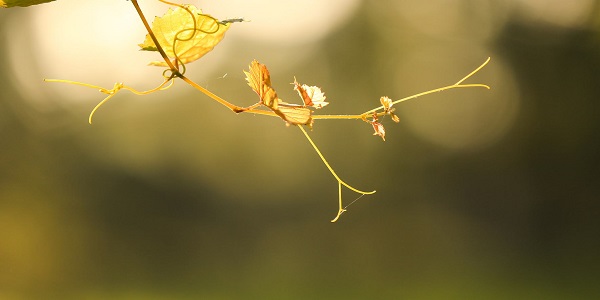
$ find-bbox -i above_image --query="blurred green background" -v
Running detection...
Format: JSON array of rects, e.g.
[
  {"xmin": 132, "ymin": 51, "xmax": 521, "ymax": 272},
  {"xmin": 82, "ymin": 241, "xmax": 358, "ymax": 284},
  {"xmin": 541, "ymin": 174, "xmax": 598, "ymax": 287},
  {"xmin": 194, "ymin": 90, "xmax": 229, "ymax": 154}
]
[{"xmin": 1, "ymin": 0, "xmax": 599, "ymax": 299}]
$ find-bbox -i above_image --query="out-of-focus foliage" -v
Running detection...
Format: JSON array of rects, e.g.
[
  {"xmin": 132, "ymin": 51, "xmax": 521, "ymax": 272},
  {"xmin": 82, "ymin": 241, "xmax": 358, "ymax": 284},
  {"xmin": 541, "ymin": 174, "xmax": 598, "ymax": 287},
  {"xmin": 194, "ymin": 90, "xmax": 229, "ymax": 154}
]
[{"xmin": 0, "ymin": 0, "xmax": 54, "ymax": 8}]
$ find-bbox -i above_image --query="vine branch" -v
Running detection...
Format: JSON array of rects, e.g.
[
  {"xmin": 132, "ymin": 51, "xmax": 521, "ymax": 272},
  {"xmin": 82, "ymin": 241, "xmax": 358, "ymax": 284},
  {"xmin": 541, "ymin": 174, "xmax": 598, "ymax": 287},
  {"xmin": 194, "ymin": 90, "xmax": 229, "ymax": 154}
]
[
  {"xmin": 131, "ymin": 0, "xmax": 178, "ymax": 73},
  {"xmin": 43, "ymin": 1, "xmax": 491, "ymax": 222}
]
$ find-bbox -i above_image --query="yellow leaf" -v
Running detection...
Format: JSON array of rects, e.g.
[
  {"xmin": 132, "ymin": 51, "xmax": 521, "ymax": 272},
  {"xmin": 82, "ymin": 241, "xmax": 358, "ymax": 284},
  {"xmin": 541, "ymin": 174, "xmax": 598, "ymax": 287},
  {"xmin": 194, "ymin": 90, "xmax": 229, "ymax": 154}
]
[
  {"xmin": 139, "ymin": 5, "xmax": 231, "ymax": 66},
  {"xmin": 1, "ymin": 0, "xmax": 54, "ymax": 7}
]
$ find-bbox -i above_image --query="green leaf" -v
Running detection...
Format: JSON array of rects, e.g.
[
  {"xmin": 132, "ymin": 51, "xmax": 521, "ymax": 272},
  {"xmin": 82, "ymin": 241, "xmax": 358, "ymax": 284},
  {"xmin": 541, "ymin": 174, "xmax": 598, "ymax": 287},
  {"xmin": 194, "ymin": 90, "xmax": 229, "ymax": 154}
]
[{"xmin": 1, "ymin": 0, "xmax": 55, "ymax": 8}]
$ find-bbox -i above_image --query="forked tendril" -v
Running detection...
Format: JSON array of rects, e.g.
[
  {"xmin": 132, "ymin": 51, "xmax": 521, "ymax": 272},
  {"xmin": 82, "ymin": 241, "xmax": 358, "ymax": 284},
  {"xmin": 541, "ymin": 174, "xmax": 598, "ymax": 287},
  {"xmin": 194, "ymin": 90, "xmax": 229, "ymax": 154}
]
[
  {"xmin": 361, "ymin": 57, "xmax": 491, "ymax": 117},
  {"xmin": 43, "ymin": 77, "xmax": 175, "ymax": 124},
  {"xmin": 309, "ymin": 57, "xmax": 492, "ymax": 122},
  {"xmin": 298, "ymin": 126, "xmax": 376, "ymax": 222}
]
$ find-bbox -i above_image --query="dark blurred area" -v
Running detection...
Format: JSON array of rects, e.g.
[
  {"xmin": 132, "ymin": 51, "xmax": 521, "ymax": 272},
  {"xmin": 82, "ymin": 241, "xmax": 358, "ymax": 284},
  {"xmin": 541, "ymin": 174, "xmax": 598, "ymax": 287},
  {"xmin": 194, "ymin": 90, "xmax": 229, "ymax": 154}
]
[{"xmin": 1, "ymin": 0, "xmax": 599, "ymax": 299}]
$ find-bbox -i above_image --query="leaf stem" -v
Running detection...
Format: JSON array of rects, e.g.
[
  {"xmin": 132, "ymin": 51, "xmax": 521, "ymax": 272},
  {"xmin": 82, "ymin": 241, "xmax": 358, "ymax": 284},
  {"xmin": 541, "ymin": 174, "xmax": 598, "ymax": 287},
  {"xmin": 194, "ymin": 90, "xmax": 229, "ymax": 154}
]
[
  {"xmin": 311, "ymin": 112, "xmax": 387, "ymax": 120},
  {"xmin": 178, "ymin": 75, "xmax": 248, "ymax": 112},
  {"xmin": 312, "ymin": 114, "xmax": 366, "ymax": 120},
  {"xmin": 130, "ymin": 0, "xmax": 178, "ymax": 73}
]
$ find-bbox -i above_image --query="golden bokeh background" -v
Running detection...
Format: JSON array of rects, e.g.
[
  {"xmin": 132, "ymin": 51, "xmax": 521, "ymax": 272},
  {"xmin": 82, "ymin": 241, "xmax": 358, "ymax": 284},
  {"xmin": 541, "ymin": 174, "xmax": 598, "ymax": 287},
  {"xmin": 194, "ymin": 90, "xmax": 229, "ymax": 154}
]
[{"xmin": 1, "ymin": 0, "xmax": 599, "ymax": 298}]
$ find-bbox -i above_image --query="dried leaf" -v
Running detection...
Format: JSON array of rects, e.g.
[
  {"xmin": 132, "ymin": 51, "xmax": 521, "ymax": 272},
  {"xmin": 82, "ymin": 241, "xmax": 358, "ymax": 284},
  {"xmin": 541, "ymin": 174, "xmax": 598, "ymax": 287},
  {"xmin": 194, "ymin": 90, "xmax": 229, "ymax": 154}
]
[
  {"xmin": 139, "ymin": 5, "xmax": 231, "ymax": 66},
  {"xmin": 244, "ymin": 60, "xmax": 313, "ymax": 126},
  {"xmin": 372, "ymin": 122, "xmax": 385, "ymax": 141},
  {"xmin": 370, "ymin": 113, "xmax": 386, "ymax": 141},
  {"xmin": 293, "ymin": 78, "xmax": 328, "ymax": 109},
  {"xmin": 244, "ymin": 60, "xmax": 278, "ymax": 109}
]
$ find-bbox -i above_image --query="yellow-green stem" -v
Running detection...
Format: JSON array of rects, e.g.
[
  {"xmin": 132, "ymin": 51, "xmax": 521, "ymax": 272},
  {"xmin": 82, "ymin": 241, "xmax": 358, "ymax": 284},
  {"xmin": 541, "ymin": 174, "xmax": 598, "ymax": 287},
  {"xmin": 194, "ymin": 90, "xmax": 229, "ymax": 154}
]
[
  {"xmin": 298, "ymin": 126, "xmax": 375, "ymax": 195},
  {"xmin": 131, "ymin": 0, "xmax": 178, "ymax": 73},
  {"xmin": 362, "ymin": 83, "xmax": 489, "ymax": 116},
  {"xmin": 297, "ymin": 125, "xmax": 375, "ymax": 222},
  {"xmin": 330, "ymin": 182, "xmax": 345, "ymax": 223},
  {"xmin": 178, "ymin": 75, "xmax": 245, "ymax": 112}
]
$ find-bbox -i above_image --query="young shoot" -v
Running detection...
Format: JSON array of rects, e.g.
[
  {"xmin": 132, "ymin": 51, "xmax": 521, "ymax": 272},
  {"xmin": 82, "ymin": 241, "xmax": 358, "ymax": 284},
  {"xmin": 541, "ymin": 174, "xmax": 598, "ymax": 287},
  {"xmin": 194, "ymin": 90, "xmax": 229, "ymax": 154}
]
[{"xmin": 41, "ymin": 0, "xmax": 491, "ymax": 222}]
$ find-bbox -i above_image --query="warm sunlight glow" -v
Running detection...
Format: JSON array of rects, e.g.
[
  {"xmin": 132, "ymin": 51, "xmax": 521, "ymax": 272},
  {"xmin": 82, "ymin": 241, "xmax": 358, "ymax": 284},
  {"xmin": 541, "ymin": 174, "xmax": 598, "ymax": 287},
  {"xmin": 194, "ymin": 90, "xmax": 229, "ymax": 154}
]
[{"xmin": 7, "ymin": 0, "xmax": 361, "ymax": 109}]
